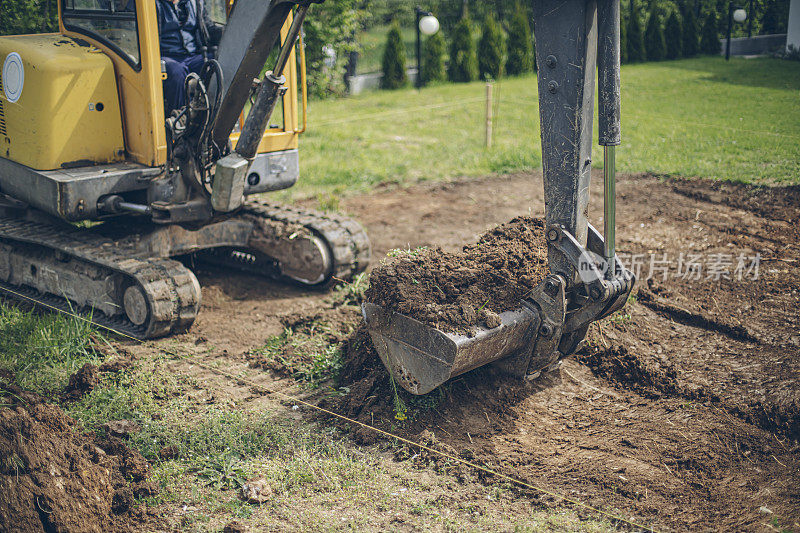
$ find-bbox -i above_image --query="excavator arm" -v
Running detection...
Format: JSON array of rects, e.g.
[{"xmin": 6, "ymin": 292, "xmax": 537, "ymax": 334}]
[{"xmin": 363, "ymin": 0, "xmax": 636, "ymax": 394}]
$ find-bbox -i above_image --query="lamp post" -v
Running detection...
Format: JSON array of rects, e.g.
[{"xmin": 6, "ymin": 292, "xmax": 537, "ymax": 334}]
[
  {"xmin": 415, "ymin": 7, "xmax": 440, "ymax": 89},
  {"xmin": 725, "ymin": 5, "xmax": 747, "ymax": 60}
]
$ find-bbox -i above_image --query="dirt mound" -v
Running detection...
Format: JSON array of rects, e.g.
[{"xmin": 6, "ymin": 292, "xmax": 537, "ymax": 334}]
[
  {"xmin": 0, "ymin": 379, "xmax": 156, "ymax": 532},
  {"xmin": 365, "ymin": 216, "xmax": 549, "ymax": 334},
  {"xmin": 63, "ymin": 363, "xmax": 100, "ymax": 400}
]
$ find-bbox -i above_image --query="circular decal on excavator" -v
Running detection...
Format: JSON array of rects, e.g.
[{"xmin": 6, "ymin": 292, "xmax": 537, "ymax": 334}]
[{"xmin": 2, "ymin": 53, "xmax": 24, "ymax": 103}]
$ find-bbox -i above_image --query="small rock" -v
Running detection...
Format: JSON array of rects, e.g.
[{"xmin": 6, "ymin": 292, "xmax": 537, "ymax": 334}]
[
  {"xmin": 759, "ymin": 506, "xmax": 773, "ymax": 515},
  {"xmin": 104, "ymin": 419, "xmax": 141, "ymax": 438},
  {"xmin": 481, "ymin": 309, "xmax": 502, "ymax": 329},
  {"xmin": 158, "ymin": 445, "xmax": 179, "ymax": 460},
  {"xmin": 223, "ymin": 521, "xmax": 247, "ymax": 533},
  {"xmin": 241, "ymin": 478, "xmax": 273, "ymax": 504}
]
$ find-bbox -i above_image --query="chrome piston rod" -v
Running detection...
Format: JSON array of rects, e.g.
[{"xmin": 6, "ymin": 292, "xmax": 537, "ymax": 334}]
[{"xmin": 603, "ymin": 145, "xmax": 616, "ymax": 266}]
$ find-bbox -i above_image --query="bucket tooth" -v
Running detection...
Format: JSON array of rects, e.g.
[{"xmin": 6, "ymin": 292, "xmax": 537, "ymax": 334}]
[{"xmin": 362, "ymin": 302, "xmax": 540, "ymax": 395}]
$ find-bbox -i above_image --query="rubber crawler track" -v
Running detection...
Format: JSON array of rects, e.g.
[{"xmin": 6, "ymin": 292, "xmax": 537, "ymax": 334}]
[
  {"xmin": 0, "ymin": 202, "xmax": 369, "ymax": 338},
  {"xmin": 243, "ymin": 200, "xmax": 371, "ymax": 283},
  {"xmin": 0, "ymin": 217, "xmax": 200, "ymax": 339}
]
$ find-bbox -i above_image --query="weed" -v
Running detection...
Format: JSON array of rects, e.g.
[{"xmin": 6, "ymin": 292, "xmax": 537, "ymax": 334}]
[
  {"xmin": 389, "ymin": 375, "xmax": 408, "ymax": 421},
  {"xmin": 408, "ymin": 387, "xmax": 445, "ymax": 415},
  {"xmin": 608, "ymin": 310, "xmax": 632, "ymax": 325},
  {"xmin": 194, "ymin": 451, "xmax": 248, "ymax": 489}
]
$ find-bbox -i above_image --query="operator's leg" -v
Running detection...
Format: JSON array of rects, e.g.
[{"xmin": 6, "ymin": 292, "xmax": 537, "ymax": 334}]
[
  {"xmin": 183, "ymin": 54, "xmax": 206, "ymax": 76},
  {"xmin": 163, "ymin": 56, "xmax": 190, "ymax": 111}
]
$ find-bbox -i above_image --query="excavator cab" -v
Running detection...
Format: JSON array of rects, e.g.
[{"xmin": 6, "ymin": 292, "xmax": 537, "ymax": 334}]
[
  {"xmin": 0, "ymin": 0, "xmax": 306, "ymax": 212},
  {"xmin": 0, "ymin": 0, "xmax": 371, "ymax": 338}
]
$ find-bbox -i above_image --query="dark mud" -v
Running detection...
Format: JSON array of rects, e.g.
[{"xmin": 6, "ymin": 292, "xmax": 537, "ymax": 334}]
[{"xmin": 365, "ymin": 216, "xmax": 549, "ymax": 334}]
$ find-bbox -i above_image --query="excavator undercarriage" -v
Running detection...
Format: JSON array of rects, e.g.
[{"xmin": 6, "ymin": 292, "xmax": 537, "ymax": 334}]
[{"xmin": 0, "ymin": 197, "xmax": 369, "ymax": 337}]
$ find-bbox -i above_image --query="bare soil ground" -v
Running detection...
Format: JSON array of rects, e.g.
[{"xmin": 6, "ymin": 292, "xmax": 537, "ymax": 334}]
[
  {"xmin": 145, "ymin": 172, "xmax": 799, "ymax": 531},
  {"xmin": 0, "ymin": 373, "xmax": 160, "ymax": 532}
]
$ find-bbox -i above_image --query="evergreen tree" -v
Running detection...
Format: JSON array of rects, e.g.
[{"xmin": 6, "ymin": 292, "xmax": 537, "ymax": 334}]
[
  {"xmin": 761, "ymin": 0, "xmax": 790, "ymax": 34},
  {"xmin": 627, "ymin": 1, "xmax": 646, "ymax": 62},
  {"xmin": 681, "ymin": 4, "xmax": 699, "ymax": 57},
  {"xmin": 381, "ymin": 23, "xmax": 408, "ymax": 89},
  {"xmin": 478, "ymin": 13, "xmax": 506, "ymax": 80},
  {"xmin": 644, "ymin": 7, "xmax": 666, "ymax": 61},
  {"xmin": 665, "ymin": 11, "xmax": 683, "ymax": 59},
  {"xmin": 421, "ymin": 30, "xmax": 446, "ymax": 84},
  {"xmin": 700, "ymin": 10, "xmax": 721, "ymax": 54},
  {"xmin": 505, "ymin": 3, "xmax": 534, "ymax": 75},
  {"xmin": 448, "ymin": 15, "xmax": 478, "ymax": 83}
]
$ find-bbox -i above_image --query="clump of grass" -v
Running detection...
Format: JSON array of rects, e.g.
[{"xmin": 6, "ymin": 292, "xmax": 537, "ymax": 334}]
[
  {"xmin": 316, "ymin": 192, "xmax": 341, "ymax": 212},
  {"xmin": 0, "ymin": 303, "xmax": 106, "ymax": 394},
  {"xmin": 250, "ymin": 323, "xmax": 343, "ymax": 388},
  {"xmin": 329, "ymin": 271, "xmax": 368, "ymax": 306}
]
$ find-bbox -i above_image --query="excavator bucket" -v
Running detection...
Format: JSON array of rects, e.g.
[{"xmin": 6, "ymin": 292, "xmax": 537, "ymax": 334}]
[
  {"xmin": 363, "ymin": 0, "xmax": 636, "ymax": 394},
  {"xmin": 362, "ymin": 303, "xmax": 540, "ymax": 395},
  {"xmin": 364, "ymin": 224, "xmax": 634, "ymax": 395}
]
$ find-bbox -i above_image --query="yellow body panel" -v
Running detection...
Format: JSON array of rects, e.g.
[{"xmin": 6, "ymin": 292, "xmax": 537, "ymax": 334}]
[
  {"xmin": 0, "ymin": 2, "xmax": 302, "ymax": 172},
  {"xmin": 0, "ymin": 35, "xmax": 125, "ymax": 170}
]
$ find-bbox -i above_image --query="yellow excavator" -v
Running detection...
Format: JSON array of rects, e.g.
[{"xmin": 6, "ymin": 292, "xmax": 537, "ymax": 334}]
[
  {"xmin": 0, "ymin": 0, "xmax": 370, "ymax": 338},
  {"xmin": 0, "ymin": 0, "xmax": 634, "ymax": 393}
]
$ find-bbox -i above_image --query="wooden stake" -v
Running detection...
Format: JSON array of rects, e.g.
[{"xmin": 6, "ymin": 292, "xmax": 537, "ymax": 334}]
[{"xmin": 485, "ymin": 81, "xmax": 493, "ymax": 149}]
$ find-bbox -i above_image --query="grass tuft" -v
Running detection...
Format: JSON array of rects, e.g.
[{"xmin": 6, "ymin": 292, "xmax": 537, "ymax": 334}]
[{"xmin": 0, "ymin": 303, "xmax": 105, "ymax": 394}]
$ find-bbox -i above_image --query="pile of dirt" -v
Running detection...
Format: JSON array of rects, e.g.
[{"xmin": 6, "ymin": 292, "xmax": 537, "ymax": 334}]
[
  {"xmin": 63, "ymin": 363, "xmax": 100, "ymax": 400},
  {"xmin": 0, "ymin": 376, "xmax": 157, "ymax": 532},
  {"xmin": 365, "ymin": 217, "xmax": 549, "ymax": 334}
]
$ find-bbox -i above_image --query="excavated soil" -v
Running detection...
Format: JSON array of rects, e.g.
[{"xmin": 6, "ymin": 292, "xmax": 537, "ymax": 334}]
[
  {"xmin": 365, "ymin": 216, "xmax": 548, "ymax": 333},
  {"xmin": 133, "ymin": 171, "xmax": 799, "ymax": 531},
  {"xmin": 0, "ymin": 375, "xmax": 159, "ymax": 533}
]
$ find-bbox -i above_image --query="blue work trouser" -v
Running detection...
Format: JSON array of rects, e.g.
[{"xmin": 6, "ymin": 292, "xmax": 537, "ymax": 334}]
[{"xmin": 163, "ymin": 54, "xmax": 205, "ymax": 112}]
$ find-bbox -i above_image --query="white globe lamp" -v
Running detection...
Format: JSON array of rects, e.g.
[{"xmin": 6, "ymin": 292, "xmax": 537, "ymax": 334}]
[
  {"xmin": 733, "ymin": 9, "xmax": 747, "ymax": 23},
  {"xmin": 419, "ymin": 15, "xmax": 439, "ymax": 36}
]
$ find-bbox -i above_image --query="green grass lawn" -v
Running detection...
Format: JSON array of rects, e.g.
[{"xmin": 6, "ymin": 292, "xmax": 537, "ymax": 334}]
[
  {"xmin": 356, "ymin": 24, "xmax": 417, "ymax": 74},
  {"xmin": 286, "ymin": 56, "xmax": 800, "ymax": 202}
]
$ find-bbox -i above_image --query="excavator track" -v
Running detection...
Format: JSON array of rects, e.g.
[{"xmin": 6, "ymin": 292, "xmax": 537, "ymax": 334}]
[
  {"xmin": 0, "ymin": 201, "xmax": 369, "ymax": 339},
  {"xmin": 0, "ymin": 216, "xmax": 201, "ymax": 339},
  {"xmin": 201, "ymin": 200, "xmax": 371, "ymax": 286}
]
